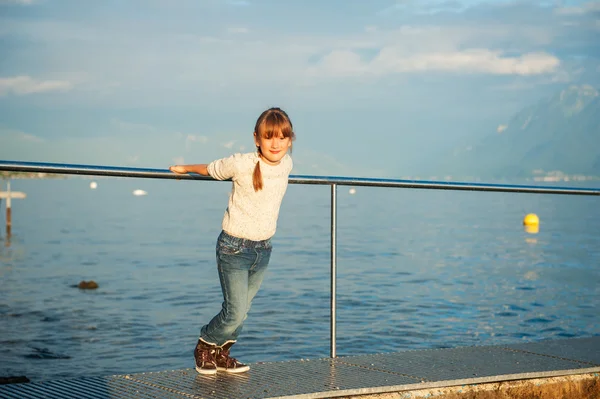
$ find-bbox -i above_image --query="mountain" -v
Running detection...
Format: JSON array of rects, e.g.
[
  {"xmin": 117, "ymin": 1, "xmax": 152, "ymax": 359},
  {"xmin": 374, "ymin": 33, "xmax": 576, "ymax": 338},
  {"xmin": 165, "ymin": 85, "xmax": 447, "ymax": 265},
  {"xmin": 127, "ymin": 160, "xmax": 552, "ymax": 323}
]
[{"xmin": 435, "ymin": 85, "xmax": 600, "ymax": 180}]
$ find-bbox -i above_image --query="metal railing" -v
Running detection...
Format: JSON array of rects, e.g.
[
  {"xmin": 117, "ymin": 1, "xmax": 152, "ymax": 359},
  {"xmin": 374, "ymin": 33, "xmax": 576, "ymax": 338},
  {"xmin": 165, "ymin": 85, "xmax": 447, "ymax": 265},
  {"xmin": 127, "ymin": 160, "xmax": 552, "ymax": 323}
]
[{"xmin": 2, "ymin": 160, "xmax": 599, "ymax": 358}]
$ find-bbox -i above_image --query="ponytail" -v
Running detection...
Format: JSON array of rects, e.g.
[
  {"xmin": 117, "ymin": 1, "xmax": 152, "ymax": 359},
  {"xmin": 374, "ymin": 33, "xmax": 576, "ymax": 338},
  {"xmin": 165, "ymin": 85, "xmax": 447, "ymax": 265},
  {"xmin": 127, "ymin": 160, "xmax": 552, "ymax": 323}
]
[{"xmin": 253, "ymin": 150, "xmax": 263, "ymax": 191}]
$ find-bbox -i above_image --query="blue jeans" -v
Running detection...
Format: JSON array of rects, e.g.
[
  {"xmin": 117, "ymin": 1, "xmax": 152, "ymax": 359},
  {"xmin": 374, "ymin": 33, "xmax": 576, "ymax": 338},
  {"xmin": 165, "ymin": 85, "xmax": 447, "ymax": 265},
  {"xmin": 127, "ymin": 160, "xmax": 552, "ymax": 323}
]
[{"xmin": 200, "ymin": 231, "xmax": 272, "ymax": 346}]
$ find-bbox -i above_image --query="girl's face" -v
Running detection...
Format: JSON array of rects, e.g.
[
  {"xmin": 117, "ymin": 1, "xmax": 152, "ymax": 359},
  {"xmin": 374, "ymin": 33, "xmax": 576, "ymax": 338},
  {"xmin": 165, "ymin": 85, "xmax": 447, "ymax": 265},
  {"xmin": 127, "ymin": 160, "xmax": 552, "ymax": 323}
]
[{"xmin": 254, "ymin": 131, "xmax": 291, "ymax": 166}]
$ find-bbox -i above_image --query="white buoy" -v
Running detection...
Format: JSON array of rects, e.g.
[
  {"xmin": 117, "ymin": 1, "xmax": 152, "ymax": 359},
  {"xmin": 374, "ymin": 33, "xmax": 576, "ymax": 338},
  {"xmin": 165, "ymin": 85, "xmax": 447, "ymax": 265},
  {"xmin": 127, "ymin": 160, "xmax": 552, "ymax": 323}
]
[
  {"xmin": 349, "ymin": 188, "xmax": 356, "ymax": 195},
  {"xmin": 90, "ymin": 181, "xmax": 98, "ymax": 189},
  {"xmin": 133, "ymin": 189, "xmax": 147, "ymax": 196}
]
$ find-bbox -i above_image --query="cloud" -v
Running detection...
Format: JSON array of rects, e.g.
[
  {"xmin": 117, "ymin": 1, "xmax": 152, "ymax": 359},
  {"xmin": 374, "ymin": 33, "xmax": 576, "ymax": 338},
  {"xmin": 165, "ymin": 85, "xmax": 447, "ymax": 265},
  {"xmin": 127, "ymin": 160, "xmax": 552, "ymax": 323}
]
[
  {"xmin": 0, "ymin": 0, "xmax": 36, "ymax": 4},
  {"xmin": 19, "ymin": 133, "xmax": 44, "ymax": 142},
  {"xmin": 378, "ymin": 0, "xmax": 474, "ymax": 16},
  {"xmin": 554, "ymin": 1, "xmax": 600, "ymax": 16},
  {"xmin": 0, "ymin": 0, "xmax": 582, "ymax": 104},
  {"xmin": 227, "ymin": 0, "xmax": 249, "ymax": 6},
  {"xmin": 110, "ymin": 119, "xmax": 161, "ymax": 134},
  {"xmin": 223, "ymin": 140, "xmax": 236, "ymax": 149},
  {"xmin": 0, "ymin": 75, "xmax": 73, "ymax": 96},
  {"xmin": 186, "ymin": 134, "xmax": 209, "ymax": 143},
  {"xmin": 185, "ymin": 134, "xmax": 209, "ymax": 150},
  {"xmin": 110, "ymin": 119, "xmax": 212, "ymax": 155},
  {"xmin": 227, "ymin": 27, "xmax": 249, "ymax": 34},
  {"xmin": 309, "ymin": 49, "xmax": 560, "ymax": 77},
  {"xmin": 0, "ymin": 0, "xmax": 595, "ymax": 111},
  {"xmin": 0, "ymin": 128, "xmax": 45, "ymax": 142},
  {"xmin": 172, "ymin": 156, "xmax": 185, "ymax": 165}
]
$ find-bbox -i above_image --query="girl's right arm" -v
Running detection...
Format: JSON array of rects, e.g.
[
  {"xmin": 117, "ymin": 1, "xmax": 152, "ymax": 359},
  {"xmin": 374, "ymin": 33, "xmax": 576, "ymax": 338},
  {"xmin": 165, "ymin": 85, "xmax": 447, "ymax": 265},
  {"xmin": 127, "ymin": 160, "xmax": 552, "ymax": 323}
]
[{"xmin": 169, "ymin": 164, "xmax": 209, "ymax": 176}]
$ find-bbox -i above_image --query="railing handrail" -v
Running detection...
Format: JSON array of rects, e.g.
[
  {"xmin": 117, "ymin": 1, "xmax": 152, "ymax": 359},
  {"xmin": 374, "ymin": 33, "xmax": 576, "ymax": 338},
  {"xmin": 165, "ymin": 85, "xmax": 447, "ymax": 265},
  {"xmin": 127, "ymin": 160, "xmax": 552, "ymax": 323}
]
[
  {"xmin": 1, "ymin": 158, "xmax": 599, "ymax": 359},
  {"xmin": 1, "ymin": 160, "xmax": 599, "ymax": 196}
]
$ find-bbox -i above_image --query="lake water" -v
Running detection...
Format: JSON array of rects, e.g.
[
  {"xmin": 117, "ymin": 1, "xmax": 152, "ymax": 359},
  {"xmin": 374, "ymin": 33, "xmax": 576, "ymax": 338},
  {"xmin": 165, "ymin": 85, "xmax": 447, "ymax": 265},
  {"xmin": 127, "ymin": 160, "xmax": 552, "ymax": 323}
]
[{"xmin": 1, "ymin": 177, "xmax": 599, "ymax": 382}]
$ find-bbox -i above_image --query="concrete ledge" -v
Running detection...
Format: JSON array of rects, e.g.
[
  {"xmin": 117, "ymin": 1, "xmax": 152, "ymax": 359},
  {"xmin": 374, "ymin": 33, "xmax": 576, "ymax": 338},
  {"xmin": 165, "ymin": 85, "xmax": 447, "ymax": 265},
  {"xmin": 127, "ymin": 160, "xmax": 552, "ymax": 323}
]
[{"xmin": 343, "ymin": 372, "xmax": 600, "ymax": 399}]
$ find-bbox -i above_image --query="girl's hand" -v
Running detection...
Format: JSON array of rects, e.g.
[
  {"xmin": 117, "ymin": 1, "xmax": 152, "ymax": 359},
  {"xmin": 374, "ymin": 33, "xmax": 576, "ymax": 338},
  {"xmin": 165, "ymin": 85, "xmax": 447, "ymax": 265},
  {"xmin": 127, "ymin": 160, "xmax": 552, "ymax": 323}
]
[{"xmin": 169, "ymin": 165, "xmax": 187, "ymax": 174}]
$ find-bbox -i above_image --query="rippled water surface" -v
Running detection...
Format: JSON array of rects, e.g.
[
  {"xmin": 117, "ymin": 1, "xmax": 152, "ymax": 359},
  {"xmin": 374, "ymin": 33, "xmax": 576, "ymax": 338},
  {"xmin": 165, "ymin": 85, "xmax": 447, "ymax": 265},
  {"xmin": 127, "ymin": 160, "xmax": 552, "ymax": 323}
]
[{"xmin": 1, "ymin": 178, "xmax": 599, "ymax": 381}]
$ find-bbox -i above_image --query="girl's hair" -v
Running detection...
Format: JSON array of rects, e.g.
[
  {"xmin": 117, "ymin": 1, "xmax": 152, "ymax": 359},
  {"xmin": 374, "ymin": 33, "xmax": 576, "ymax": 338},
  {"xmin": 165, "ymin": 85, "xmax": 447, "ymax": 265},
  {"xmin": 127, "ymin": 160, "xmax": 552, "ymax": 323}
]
[{"xmin": 253, "ymin": 107, "xmax": 295, "ymax": 191}]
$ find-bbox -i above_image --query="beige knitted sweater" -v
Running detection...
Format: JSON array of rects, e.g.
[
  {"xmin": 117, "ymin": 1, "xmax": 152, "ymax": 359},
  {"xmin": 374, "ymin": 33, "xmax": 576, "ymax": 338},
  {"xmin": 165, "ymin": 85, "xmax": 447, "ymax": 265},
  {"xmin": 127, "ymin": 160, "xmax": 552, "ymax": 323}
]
[{"xmin": 207, "ymin": 152, "xmax": 293, "ymax": 241}]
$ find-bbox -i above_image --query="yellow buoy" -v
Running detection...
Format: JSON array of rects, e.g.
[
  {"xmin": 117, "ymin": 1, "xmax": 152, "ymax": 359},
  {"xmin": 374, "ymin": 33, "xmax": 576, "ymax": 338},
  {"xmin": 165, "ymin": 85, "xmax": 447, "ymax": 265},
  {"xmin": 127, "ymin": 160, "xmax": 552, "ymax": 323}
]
[{"xmin": 523, "ymin": 213, "xmax": 539, "ymax": 226}]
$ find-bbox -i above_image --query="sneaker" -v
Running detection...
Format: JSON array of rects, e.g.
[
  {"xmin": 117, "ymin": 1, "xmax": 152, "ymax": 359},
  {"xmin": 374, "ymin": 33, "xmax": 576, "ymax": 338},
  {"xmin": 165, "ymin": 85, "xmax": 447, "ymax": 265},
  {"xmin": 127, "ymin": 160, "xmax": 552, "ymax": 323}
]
[
  {"xmin": 215, "ymin": 341, "xmax": 250, "ymax": 373},
  {"xmin": 194, "ymin": 338, "xmax": 217, "ymax": 375}
]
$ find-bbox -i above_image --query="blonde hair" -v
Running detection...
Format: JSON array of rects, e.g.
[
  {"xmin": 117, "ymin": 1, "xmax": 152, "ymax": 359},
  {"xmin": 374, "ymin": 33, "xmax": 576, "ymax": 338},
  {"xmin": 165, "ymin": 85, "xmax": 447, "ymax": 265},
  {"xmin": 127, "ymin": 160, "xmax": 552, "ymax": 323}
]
[{"xmin": 253, "ymin": 108, "xmax": 295, "ymax": 191}]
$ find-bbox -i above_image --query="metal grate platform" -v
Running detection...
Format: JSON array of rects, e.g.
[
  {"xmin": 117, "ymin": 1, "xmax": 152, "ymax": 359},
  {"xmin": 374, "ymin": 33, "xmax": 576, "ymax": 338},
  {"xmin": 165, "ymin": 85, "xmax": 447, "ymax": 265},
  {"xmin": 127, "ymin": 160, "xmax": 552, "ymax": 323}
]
[{"xmin": 2, "ymin": 337, "xmax": 599, "ymax": 399}]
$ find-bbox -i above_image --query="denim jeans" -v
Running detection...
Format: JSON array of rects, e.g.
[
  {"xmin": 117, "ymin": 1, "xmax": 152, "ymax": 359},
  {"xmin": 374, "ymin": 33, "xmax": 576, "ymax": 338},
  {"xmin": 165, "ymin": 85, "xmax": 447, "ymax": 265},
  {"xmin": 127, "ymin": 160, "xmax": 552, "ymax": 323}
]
[{"xmin": 200, "ymin": 231, "xmax": 272, "ymax": 346}]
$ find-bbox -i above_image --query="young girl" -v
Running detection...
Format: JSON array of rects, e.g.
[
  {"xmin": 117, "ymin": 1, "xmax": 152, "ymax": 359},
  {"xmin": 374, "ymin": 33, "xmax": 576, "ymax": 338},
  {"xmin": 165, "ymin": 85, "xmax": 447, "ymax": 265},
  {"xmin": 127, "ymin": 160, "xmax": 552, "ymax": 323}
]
[{"xmin": 169, "ymin": 107, "xmax": 295, "ymax": 375}]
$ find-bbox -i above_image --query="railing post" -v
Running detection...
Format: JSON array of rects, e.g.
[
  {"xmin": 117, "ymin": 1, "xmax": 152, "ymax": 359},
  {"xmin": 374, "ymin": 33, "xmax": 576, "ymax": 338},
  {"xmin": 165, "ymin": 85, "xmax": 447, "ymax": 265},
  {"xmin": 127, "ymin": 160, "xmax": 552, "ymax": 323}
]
[
  {"xmin": 6, "ymin": 180, "xmax": 11, "ymax": 237},
  {"xmin": 0, "ymin": 180, "xmax": 2, "ymax": 239},
  {"xmin": 330, "ymin": 183, "xmax": 337, "ymax": 358}
]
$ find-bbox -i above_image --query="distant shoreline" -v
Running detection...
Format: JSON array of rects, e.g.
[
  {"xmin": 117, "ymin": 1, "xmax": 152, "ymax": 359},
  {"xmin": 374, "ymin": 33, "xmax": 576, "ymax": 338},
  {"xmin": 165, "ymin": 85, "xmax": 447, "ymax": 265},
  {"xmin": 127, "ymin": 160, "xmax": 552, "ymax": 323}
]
[{"xmin": 1, "ymin": 172, "xmax": 67, "ymax": 179}]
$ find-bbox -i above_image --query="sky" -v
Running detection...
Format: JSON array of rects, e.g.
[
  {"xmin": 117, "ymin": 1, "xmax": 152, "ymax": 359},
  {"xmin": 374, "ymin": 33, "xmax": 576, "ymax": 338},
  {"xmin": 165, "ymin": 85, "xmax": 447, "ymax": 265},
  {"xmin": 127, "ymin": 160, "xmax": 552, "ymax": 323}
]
[{"xmin": 0, "ymin": 0, "xmax": 599, "ymax": 178}]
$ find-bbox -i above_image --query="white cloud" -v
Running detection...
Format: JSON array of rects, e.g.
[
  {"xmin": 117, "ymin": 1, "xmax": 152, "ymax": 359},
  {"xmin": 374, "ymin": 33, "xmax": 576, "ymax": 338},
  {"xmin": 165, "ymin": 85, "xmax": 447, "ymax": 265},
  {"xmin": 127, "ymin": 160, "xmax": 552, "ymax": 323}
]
[
  {"xmin": 0, "ymin": 75, "xmax": 73, "ymax": 96},
  {"xmin": 227, "ymin": 0, "xmax": 250, "ymax": 6},
  {"xmin": 0, "ymin": 128, "xmax": 45, "ymax": 142},
  {"xmin": 0, "ymin": 0, "xmax": 35, "ymax": 4},
  {"xmin": 554, "ymin": 2, "xmax": 600, "ymax": 16},
  {"xmin": 19, "ymin": 132, "xmax": 44, "ymax": 142},
  {"xmin": 309, "ymin": 49, "xmax": 560, "ymax": 77},
  {"xmin": 378, "ymin": 0, "xmax": 480, "ymax": 16},
  {"xmin": 110, "ymin": 119, "xmax": 161, "ymax": 134},
  {"xmin": 186, "ymin": 134, "xmax": 208, "ymax": 143},
  {"xmin": 223, "ymin": 140, "xmax": 236, "ymax": 149},
  {"xmin": 110, "ymin": 119, "xmax": 212, "ymax": 155},
  {"xmin": 311, "ymin": 50, "xmax": 365, "ymax": 77},
  {"xmin": 185, "ymin": 134, "xmax": 209, "ymax": 150},
  {"xmin": 0, "ymin": 1, "xmax": 592, "ymax": 109},
  {"xmin": 491, "ymin": 81, "xmax": 539, "ymax": 91},
  {"xmin": 551, "ymin": 67, "xmax": 581, "ymax": 83},
  {"xmin": 227, "ymin": 27, "xmax": 249, "ymax": 34}
]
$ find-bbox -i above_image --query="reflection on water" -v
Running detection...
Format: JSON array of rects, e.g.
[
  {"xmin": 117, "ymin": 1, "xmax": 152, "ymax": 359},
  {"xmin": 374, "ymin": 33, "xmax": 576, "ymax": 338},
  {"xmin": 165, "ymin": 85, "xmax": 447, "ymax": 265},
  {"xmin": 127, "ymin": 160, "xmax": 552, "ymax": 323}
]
[
  {"xmin": 524, "ymin": 224, "xmax": 539, "ymax": 244},
  {"xmin": 0, "ymin": 178, "xmax": 599, "ymax": 382},
  {"xmin": 524, "ymin": 225, "xmax": 540, "ymax": 234}
]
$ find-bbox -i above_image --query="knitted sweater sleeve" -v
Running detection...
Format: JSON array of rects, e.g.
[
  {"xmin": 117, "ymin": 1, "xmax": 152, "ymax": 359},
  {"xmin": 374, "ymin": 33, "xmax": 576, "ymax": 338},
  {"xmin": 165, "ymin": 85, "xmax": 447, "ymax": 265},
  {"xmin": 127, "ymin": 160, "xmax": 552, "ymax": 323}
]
[{"xmin": 206, "ymin": 153, "xmax": 241, "ymax": 181}]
